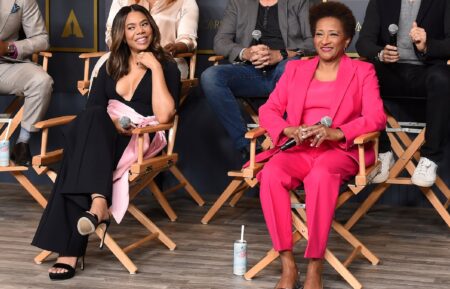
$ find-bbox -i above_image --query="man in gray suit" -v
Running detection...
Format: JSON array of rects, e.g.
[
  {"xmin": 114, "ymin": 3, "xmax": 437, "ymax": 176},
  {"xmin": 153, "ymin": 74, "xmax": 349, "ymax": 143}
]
[
  {"xmin": 201, "ymin": 0, "xmax": 313, "ymax": 161},
  {"xmin": 0, "ymin": 0, "xmax": 53, "ymax": 166}
]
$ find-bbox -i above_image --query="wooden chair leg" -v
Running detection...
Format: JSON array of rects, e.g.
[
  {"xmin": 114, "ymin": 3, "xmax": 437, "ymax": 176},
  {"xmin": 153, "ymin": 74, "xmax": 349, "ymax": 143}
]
[
  {"xmin": 244, "ymin": 249, "xmax": 279, "ymax": 280},
  {"xmin": 292, "ymin": 213, "xmax": 363, "ymax": 289},
  {"xmin": 229, "ymin": 186, "xmax": 247, "ymax": 207},
  {"xmin": 148, "ymin": 180, "xmax": 178, "ymax": 222},
  {"xmin": 244, "ymin": 231, "xmax": 302, "ymax": 280},
  {"xmin": 11, "ymin": 171, "xmax": 47, "ymax": 208},
  {"xmin": 420, "ymin": 187, "xmax": 450, "ymax": 227},
  {"xmin": 34, "ymin": 250, "xmax": 53, "ymax": 264},
  {"xmin": 168, "ymin": 165, "xmax": 205, "ymax": 206},
  {"xmin": 444, "ymin": 199, "xmax": 450, "ymax": 210},
  {"xmin": 201, "ymin": 179, "xmax": 246, "ymax": 224},
  {"xmin": 332, "ymin": 221, "xmax": 380, "ymax": 265},
  {"xmin": 344, "ymin": 183, "xmax": 390, "ymax": 230},
  {"xmin": 0, "ymin": 106, "xmax": 23, "ymax": 140},
  {"xmin": 322, "ymin": 249, "xmax": 362, "ymax": 289},
  {"xmin": 99, "ymin": 231, "xmax": 138, "ymax": 274},
  {"xmin": 127, "ymin": 203, "xmax": 176, "ymax": 250},
  {"xmin": 435, "ymin": 176, "xmax": 450, "ymax": 201}
]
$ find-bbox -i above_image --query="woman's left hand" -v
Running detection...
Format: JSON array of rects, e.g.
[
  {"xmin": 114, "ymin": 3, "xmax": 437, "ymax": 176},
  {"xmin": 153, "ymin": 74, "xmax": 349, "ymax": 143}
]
[
  {"xmin": 300, "ymin": 124, "xmax": 345, "ymax": 147},
  {"xmin": 136, "ymin": 51, "xmax": 161, "ymax": 70}
]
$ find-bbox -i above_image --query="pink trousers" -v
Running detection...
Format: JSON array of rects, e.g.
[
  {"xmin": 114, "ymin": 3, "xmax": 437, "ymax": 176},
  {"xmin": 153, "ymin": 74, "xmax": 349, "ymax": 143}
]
[{"xmin": 258, "ymin": 144, "xmax": 358, "ymax": 258}]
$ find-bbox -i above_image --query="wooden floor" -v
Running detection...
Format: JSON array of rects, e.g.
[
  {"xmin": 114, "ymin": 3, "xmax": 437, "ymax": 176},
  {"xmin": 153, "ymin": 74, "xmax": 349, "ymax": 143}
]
[{"xmin": 0, "ymin": 183, "xmax": 449, "ymax": 289}]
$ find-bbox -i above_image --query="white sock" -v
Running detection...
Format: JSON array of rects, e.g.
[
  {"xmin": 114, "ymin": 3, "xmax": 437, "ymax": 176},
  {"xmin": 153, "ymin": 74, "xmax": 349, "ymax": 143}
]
[{"xmin": 16, "ymin": 127, "xmax": 31, "ymax": 144}]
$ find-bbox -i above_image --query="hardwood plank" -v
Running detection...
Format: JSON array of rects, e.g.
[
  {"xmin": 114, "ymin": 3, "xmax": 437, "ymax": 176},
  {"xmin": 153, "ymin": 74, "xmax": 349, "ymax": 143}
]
[{"xmin": 0, "ymin": 183, "xmax": 449, "ymax": 289}]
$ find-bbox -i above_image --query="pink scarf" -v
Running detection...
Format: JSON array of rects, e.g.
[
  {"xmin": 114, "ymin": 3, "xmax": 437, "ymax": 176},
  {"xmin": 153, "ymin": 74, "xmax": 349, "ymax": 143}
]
[{"xmin": 107, "ymin": 99, "xmax": 167, "ymax": 223}]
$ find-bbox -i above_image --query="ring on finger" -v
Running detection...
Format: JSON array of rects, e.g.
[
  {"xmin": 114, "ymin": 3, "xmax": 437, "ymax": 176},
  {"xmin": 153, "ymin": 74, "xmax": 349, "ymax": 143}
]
[{"xmin": 316, "ymin": 134, "xmax": 321, "ymax": 139}]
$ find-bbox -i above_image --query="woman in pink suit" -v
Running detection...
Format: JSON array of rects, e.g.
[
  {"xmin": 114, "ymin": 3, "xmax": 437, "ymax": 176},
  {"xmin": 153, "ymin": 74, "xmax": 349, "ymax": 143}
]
[{"xmin": 257, "ymin": 2, "xmax": 386, "ymax": 289}]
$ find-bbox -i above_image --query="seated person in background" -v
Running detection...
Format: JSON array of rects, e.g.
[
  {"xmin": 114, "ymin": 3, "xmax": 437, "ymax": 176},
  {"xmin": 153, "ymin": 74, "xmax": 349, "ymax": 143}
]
[
  {"xmin": 104, "ymin": 0, "xmax": 198, "ymax": 79},
  {"xmin": 256, "ymin": 2, "xmax": 386, "ymax": 288},
  {"xmin": 0, "ymin": 0, "xmax": 53, "ymax": 166},
  {"xmin": 32, "ymin": 5, "xmax": 180, "ymax": 280},
  {"xmin": 356, "ymin": 0, "xmax": 450, "ymax": 187},
  {"xmin": 201, "ymin": 0, "xmax": 313, "ymax": 162}
]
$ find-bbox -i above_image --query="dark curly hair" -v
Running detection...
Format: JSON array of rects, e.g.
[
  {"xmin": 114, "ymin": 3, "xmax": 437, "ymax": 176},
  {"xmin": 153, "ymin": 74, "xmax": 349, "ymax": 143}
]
[
  {"xmin": 309, "ymin": 1, "xmax": 356, "ymax": 42},
  {"xmin": 107, "ymin": 4, "xmax": 173, "ymax": 81}
]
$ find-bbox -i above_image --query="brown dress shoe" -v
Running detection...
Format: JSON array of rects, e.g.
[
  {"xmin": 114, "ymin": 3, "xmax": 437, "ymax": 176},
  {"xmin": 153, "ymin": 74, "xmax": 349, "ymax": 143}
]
[{"xmin": 10, "ymin": 142, "xmax": 31, "ymax": 166}]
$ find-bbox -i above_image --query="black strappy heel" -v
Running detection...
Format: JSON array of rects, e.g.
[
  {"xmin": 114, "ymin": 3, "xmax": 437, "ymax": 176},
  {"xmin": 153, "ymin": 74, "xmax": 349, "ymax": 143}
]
[
  {"xmin": 49, "ymin": 255, "xmax": 84, "ymax": 280},
  {"xmin": 77, "ymin": 195, "xmax": 111, "ymax": 249}
]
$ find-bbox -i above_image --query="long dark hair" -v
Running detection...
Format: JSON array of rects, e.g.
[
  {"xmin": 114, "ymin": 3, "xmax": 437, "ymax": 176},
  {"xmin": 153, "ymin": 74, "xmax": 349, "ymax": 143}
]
[{"xmin": 107, "ymin": 4, "xmax": 172, "ymax": 81}]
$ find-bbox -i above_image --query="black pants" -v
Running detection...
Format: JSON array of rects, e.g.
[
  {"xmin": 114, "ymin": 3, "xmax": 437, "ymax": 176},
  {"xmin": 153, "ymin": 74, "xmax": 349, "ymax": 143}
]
[
  {"xmin": 32, "ymin": 106, "xmax": 130, "ymax": 256},
  {"xmin": 373, "ymin": 62, "xmax": 450, "ymax": 163}
]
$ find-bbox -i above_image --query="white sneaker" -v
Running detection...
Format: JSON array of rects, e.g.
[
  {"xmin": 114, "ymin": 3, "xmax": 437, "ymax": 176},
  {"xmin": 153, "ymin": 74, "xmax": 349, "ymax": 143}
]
[
  {"xmin": 372, "ymin": 151, "xmax": 395, "ymax": 183},
  {"xmin": 411, "ymin": 157, "xmax": 437, "ymax": 187}
]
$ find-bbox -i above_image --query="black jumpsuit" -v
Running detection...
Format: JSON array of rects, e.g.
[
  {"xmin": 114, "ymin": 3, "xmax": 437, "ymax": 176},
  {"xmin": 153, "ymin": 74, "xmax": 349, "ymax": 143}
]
[{"xmin": 32, "ymin": 61, "xmax": 180, "ymax": 256}]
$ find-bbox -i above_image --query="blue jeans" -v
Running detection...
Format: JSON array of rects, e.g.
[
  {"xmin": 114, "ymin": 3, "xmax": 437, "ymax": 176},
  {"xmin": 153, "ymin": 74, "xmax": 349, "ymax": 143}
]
[{"xmin": 201, "ymin": 58, "xmax": 294, "ymax": 151}]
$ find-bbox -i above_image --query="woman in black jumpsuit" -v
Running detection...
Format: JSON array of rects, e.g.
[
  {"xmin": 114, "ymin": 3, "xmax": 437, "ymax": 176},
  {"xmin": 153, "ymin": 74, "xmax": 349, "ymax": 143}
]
[{"xmin": 32, "ymin": 5, "xmax": 180, "ymax": 280}]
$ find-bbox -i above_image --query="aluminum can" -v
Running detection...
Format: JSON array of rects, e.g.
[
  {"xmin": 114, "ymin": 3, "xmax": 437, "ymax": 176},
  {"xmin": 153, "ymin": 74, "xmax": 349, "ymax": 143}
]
[
  {"xmin": 233, "ymin": 240, "xmax": 247, "ymax": 275},
  {"xmin": 0, "ymin": 140, "xmax": 9, "ymax": 167}
]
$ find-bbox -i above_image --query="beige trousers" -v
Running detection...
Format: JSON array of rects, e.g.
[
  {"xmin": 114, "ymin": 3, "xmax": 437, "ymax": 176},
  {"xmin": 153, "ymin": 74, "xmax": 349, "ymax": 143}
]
[{"xmin": 0, "ymin": 62, "xmax": 53, "ymax": 132}]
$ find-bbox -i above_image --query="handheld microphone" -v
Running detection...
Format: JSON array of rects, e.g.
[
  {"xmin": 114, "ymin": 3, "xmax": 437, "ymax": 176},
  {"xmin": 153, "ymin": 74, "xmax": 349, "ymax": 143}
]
[
  {"xmin": 388, "ymin": 24, "xmax": 398, "ymax": 46},
  {"xmin": 119, "ymin": 116, "xmax": 131, "ymax": 130},
  {"xmin": 251, "ymin": 30, "xmax": 267, "ymax": 75},
  {"xmin": 280, "ymin": 116, "xmax": 333, "ymax": 151},
  {"xmin": 251, "ymin": 30, "xmax": 262, "ymax": 45}
]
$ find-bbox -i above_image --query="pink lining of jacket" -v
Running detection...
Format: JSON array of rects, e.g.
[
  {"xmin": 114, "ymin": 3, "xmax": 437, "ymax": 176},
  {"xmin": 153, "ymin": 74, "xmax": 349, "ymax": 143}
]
[{"xmin": 107, "ymin": 99, "xmax": 167, "ymax": 223}]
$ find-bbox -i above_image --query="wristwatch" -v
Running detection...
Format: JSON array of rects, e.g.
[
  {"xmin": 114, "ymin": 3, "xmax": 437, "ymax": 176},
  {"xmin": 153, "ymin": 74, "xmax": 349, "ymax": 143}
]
[
  {"xmin": 280, "ymin": 49, "xmax": 288, "ymax": 60},
  {"xmin": 7, "ymin": 43, "xmax": 16, "ymax": 56}
]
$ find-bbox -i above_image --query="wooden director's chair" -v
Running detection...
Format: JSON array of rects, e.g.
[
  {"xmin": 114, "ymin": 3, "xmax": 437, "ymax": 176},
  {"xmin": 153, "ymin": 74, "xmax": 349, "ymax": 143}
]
[
  {"xmin": 344, "ymin": 105, "xmax": 450, "ymax": 231},
  {"xmin": 75, "ymin": 51, "xmax": 204, "ymax": 222},
  {"xmin": 201, "ymin": 127, "xmax": 381, "ymax": 289},
  {"xmin": 0, "ymin": 52, "xmax": 52, "ymax": 209},
  {"xmin": 31, "ymin": 105, "xmax": 192, "ymax": 274}
]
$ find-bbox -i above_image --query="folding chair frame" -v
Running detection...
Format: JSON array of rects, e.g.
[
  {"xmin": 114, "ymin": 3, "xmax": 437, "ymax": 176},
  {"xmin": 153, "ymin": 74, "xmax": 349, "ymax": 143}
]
[
  {"xmin": 32, "ymin": 115, "xmax": 183, "ymax": 274},
  {"xmin": 201, "ymin": 126, "xmax": 381, "ymax": 288},
  {"xmin": 344, "ymin": 109, "xmax": 450, "ymax": 230},
  {"xmin": 0, "ymin": 52, "xmax": 52, "ymax": 209}
]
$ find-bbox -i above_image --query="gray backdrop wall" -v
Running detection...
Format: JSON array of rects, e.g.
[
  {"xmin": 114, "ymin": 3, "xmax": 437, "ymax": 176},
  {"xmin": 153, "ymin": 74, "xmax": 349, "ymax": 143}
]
[{"xmin": 1, "ymin": 0, "xmax": 449, "ymax": 208}]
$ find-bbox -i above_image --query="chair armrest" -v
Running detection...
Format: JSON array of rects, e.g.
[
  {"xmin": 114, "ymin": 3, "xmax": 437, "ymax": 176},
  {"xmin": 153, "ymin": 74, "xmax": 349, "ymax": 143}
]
[
  {"xmin": 174, "ymin": 52, "xmax": 194, "ymax": 58},
  {"xmin": 78, "ymin": 52, "xmax": 108, "ymax": 95},
  {"xmin": 79, "ymin": 52, "xmax": 107, "ymax": 59},
  {"xmin": 353, "ymin": 132, "xmax": 380, "ymax": 145},
  {"xmin": 131, "ymin": 120, "xmax": 177, "ymax": 164},
  {"xmin": 245, "ymin": 127, "xmax": 267, "ymax": 139},
  {"xmin": 32, "ymin": 51, "xmax": 52, "ymax": 71},
  {"xmin": 39, "ymin": 51, "xmax": 53, "ymax": 58},
  {"xmin": 33, "ymin": 115, "xmax": 76, "ymax": 163},
  {"xmin": 208, "ymin": 55, "xmax": 225, "ymax": 65},
  {"xmin": 34, "ymin": 115, "xmax": 76, "ymax": 129},
  {"xmin": 353, "ymin": 131, "xmax": 380, "ymax": 186},
  {"xmin": 131, "ymin": 123, "xmax": 174, "ymax": 135}
]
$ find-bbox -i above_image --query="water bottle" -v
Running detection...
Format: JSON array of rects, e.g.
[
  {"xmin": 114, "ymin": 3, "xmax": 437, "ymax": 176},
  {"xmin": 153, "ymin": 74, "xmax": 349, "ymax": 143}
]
[
  {"xmin": 233, "ymin": 239, "xmax": 247, "ymax": 275},
  {"xmin": 0, "ymin": 140, "xmax": 9, "ymax": 167}
]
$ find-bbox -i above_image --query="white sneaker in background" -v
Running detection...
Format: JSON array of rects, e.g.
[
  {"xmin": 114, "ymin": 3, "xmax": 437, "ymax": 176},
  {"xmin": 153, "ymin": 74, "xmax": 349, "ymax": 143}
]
[
  {"xmin": 372, "ymin": 151, "xmax": 395, "ymax": 183},
  {"xmin": 411, "ymin": 157, "xmax": 437, "ymax": 187}
]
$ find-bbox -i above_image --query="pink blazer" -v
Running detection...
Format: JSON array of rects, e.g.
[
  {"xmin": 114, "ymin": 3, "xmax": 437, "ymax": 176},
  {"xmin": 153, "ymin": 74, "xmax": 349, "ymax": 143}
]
[{"xmin": 256, "ymin": 55, "xmax": 387, "ymax": 164}]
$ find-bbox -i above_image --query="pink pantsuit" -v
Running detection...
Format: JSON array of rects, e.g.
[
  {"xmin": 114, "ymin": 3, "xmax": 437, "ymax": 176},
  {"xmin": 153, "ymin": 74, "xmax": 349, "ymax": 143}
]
[{"xmin": 257, "ymin": 56, "xmax": 386, "ymax": 258}]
